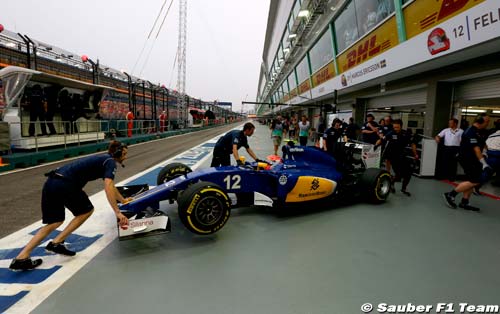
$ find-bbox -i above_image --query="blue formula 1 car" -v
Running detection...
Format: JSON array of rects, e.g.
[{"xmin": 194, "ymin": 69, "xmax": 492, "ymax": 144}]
[{"xmin": 118, "ymin": 143, "xmax": 391, "ymax": 236}]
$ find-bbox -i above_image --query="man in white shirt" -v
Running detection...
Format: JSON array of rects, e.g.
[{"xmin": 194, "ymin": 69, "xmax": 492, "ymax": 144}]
[
  {"xmin": 485, "ymin": 120, "xmax": 500, "ymax": 178},
  {"xmin": 435, "ymin": 118, "xmax": 463, "ymax": 180}
]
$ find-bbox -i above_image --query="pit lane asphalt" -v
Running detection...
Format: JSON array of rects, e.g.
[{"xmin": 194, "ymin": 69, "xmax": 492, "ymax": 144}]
[
  {"xmin": 30, "ymin": 122, "xmax": 500, "ymax": 314},
  {"xmin": 0, "ymin": 124, "xmax": 239, "ymax": 238}
]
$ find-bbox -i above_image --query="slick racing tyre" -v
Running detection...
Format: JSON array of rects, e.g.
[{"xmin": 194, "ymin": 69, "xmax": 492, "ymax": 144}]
[
  {"xmin": 157, "ymin": 163, "xmax": 192, "ymax": 185},
  {"xmin": 360, "ymin": 168, "xmax": 391, "ymax": 203},
  {"xmin": 177, "ymin": 181, "xmax": 231, "ymax": 235}
]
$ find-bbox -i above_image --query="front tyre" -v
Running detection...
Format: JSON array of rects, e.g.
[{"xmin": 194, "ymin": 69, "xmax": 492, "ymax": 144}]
[
  {"xmin": 177, "ymin": 181, "xmax": 231, "ymax": 235},
  {"xmin": 156, "ymin": 163, "xmax": 192, "ymax": 185},
  {"xmin": 360, "ymin": 168, "xmax": 391, "ymax": 203}
]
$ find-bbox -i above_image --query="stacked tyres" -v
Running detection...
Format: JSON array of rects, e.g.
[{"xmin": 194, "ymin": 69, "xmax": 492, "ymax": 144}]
[
  {"xmin": 156, "ymin": 163, "xmax": 192, "ymax": 185},
  {"xmin": 360, "ymin": 168, "xmax": 391, "ymax": 203},
  {"xmin": 177, "ymin": 181, "xmax": 231, "ymax": 235}
]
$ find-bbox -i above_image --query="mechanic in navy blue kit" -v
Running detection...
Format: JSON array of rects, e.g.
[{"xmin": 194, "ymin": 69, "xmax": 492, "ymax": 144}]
[
  {"xmin": 323, "ymin": 119, "xmax": 344, "ymax": 159},
  {"xmin": 376, "ymin": 119, "xmax": 418, "ymax": 196},
  {"xmin": 361, "ymin": 114, "xmax": 380, "ymax": 144},
  {"xmin": 210, "ymin": 122, "xmax": 261, "ymax": 167},
  {"xmin": 444, "ymin": 114, "xmax": 491, "ymax": 211},
  {"xmin": 9, "ymin": 140, "xmax": 131, "ymax": 271}
]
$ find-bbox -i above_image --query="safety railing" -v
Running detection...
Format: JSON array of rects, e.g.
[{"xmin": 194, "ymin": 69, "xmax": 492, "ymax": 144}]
[
  {"xmin": 7, "ymin": 120, "xmax": 110, "ymax": 151},
  {"xmin": 2, "ymin": 117, "xmax": 245, "ymax": 152}
]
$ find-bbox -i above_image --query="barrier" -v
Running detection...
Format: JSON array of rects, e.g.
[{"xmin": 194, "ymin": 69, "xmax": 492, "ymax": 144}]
[{"xmin": 0, "ymin": 120, "xmax": 242, "ymax": 172}]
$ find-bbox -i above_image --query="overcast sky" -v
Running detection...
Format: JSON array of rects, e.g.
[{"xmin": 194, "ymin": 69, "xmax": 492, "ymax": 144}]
[{"xmin": 1, "ymin": 0, "xmax": 270, "ymax": 112}]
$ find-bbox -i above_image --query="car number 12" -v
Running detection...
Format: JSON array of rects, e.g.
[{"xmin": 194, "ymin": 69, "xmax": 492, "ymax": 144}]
[{"xmin": 224, "ymin": 174, "xmax": 241, "ymax": 189}]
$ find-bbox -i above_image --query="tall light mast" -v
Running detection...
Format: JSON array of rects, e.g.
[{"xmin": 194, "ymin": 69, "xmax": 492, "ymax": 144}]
[{"xmin": 177, "ymin": 0, "xmax": 187, "ymax": 128}]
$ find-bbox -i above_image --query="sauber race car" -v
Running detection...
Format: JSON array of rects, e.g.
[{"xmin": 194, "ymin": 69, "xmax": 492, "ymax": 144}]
[{"xmin": 117, "ymin": 142, "xmax": 390, "ymax": 238}]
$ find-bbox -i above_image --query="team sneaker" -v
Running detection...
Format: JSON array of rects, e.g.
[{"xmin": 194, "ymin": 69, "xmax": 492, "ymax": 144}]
[
  {"xmin": 459, "ymin": 203, "xmax": 480, "ymax": 212},
  {"xmin": 401, "ymin": 190, "xmax": 411, "ymax": 197},
  {"xmin": 45, "ymin": 241, "xmax": 76, "ymax": 256},
  {"xmin": 443, "ymin": 192, "xmax": 457, "ymax": 209},
  {"xmin": 9, "ymin": 258, "xmax": 43, "ymax": 271}
]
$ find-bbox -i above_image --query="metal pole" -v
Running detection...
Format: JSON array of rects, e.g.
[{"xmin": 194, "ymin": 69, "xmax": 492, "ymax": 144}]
[
  {"xmin": 166, "ymin": 88, "xmax": 170, "ymax": 130},
  {"xmin": 141, "ymin": 81, "xmax": 145, "ymax": 120},
  {"xmin": 17, "ymin": 33, "xmax": 31, "ymax": 69},
  {"xmin": 24, "ymin": 35, "xmax": 37, "ymax": 70},
  {"xmin": 123, "ymin": 72, "xmax": 132, "ymax": 111}
]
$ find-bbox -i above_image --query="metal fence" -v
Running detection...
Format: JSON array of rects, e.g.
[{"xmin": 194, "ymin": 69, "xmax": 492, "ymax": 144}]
[
  {"xmin": 2, "ymin": 117, "xmax": 242, "ymax": 152},
  {"xmin": 8, "ymin": 120, "xmax": 109, "ymax": 151}
]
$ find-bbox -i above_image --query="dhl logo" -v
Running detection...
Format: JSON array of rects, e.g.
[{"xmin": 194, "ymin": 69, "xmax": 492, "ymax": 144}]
[
  {"xmin": 421, "ymin": 0, "xmax": 479, "ymax": 29},
  {"xmin": 338, "ymin": 15, "xmax": 397, "ymax": 73},
  {"xmin": 339, "ymin": 0, "xmax": 485, "ymax": 73},
  {"xmin": 344, "ymin": 36, "xmax": 385, "ymax": 71},
  {"xmin": 406, "ymin": 0, "xmax": 485, "ymax": 38},
  {"xmin": 438, "ymin": 0, "xmax": 479, "ymax": 22}
]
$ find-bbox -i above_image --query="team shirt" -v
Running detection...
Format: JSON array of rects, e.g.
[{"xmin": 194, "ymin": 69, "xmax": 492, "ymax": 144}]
[
  {"xmin": 344, "ymin": 123, "xmax": 360, "ymax": 140},
  {"xmin": 56, "ymin": 154, "xmax": 117, "ymax": 189},
  {"xmin": 459, "ymin": 126, "xmax": 485, "ymax": 162},
  {"xmin": 382, "ymin": 129, "xmax": 416, "ymax": 159},
  {"xmin": 323, "ymin": 126, "xmax": 343, "ymax": 152},
  {"xmin": 361, "ymin": 121, "xmax": 380, "ymax": 144},
  {"xmin": 378, "ymin": 124, "xmax": 393, "ymax": 137},
  {"xmin": 215, "ymin": 130, "xmax": 249, "ymax": 152}
]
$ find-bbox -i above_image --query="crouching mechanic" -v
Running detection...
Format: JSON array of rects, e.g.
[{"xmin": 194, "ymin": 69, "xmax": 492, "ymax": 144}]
[
  {"xmin": 211, "ymin": 122, "xmax": 262, "ymax": 167},
  {"xmin": 10, "ymin": 140, "xmax": 131, "ymax": 271}
]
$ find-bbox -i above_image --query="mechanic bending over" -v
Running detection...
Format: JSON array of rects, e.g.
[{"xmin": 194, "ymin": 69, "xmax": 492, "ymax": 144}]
[
  {"xmin": 211, "ymin": 122, "xmax": 263, "ymax": 167},
  {"xmin": 376, "ymin": 119, "xmax": 418, "ymax": 196},
  {"xmin": 9, "ymin": 140, "xmax": 132, "ymax": 271}
]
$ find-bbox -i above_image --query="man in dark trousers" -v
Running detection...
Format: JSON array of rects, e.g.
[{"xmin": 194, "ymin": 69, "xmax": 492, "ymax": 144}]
[
  {"xmin": 444, "ymin": 114, "xmax": 491, "ymax": 211},
  {"xmin": 435, "ymin": 118, "xmax": 463, "ymax": 180},
  {"xmin": 378, "ymin": 115, "xmax": 394, "ymax": 172},
  {"xmin": 28, "ymin": 84, "xmax": 48, "ymax": 137},
  {"xmin": 376, "ymin": 119, "xmax": 418, "ymax": 196},
  {"xmin": 43, "ymin": 85, "xmax": 59, "ymax": 135},
  {"xmin": 59, "ymin": 89, "xmax": 73, "ymax": 134},
  {"xmin": 211, "ymin": 122, "xmax": 261, "ymax": 167},
  {"xmin": 9, "ymin": 141, "xmax": 131, "ymax": 271}
]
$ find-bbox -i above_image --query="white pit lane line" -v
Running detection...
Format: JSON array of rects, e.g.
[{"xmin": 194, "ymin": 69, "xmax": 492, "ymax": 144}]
[{"xmin": 0, "ymin": 125, "xmax": 242, "ymax": 314}]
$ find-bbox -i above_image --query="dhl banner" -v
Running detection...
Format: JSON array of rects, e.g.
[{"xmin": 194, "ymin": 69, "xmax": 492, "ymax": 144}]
[
  {"xmin": 312, "ymin": 61, "xmax": 336, "ymax": 88},
  {"xmin": 290, "ymin": 87, "xmax": 298, "ymax": 98},
  {"xmin": 405, "ymin": 0, "xmax": 486, "ymax": 39},
  {"xmin": 298, "ymin": 79, "xmax": 311, "ymax": 95},
  {"xmin": 283, "ymin": 94, "xmax": 290, "ymax": 103},
  {"xmin": 337, "ymin": 16, "xmax": 399, "ymax": 74},
  {"xmin": 310, "ymin": 0, "xmax": 499, "ymax": 98}
]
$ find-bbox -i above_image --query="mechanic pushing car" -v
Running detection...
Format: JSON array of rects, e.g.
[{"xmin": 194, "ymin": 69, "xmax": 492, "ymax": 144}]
[
  {"xmin": 9, "ymin": 140, "xmax": 131, "ymax": 271},
  {"xmin": 376, "ymin": 119, "xmax": 418, "ymax": 196},
  {"xmin": 211, "ymin": 122, "xmax": 263, "ymax": 167}
]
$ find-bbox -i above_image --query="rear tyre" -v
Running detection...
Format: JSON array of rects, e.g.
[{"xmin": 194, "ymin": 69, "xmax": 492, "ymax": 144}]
[
  {"xmin": 156, "ymin": 163, "xmax": 192, "ymax": 185},
  {"xmin": 360, "ymin": 168, "xmax": 391, "ymax": 203},
  {"xmin": 177, "ymin": 181, "xmax": 231, "ymax": 235}
]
